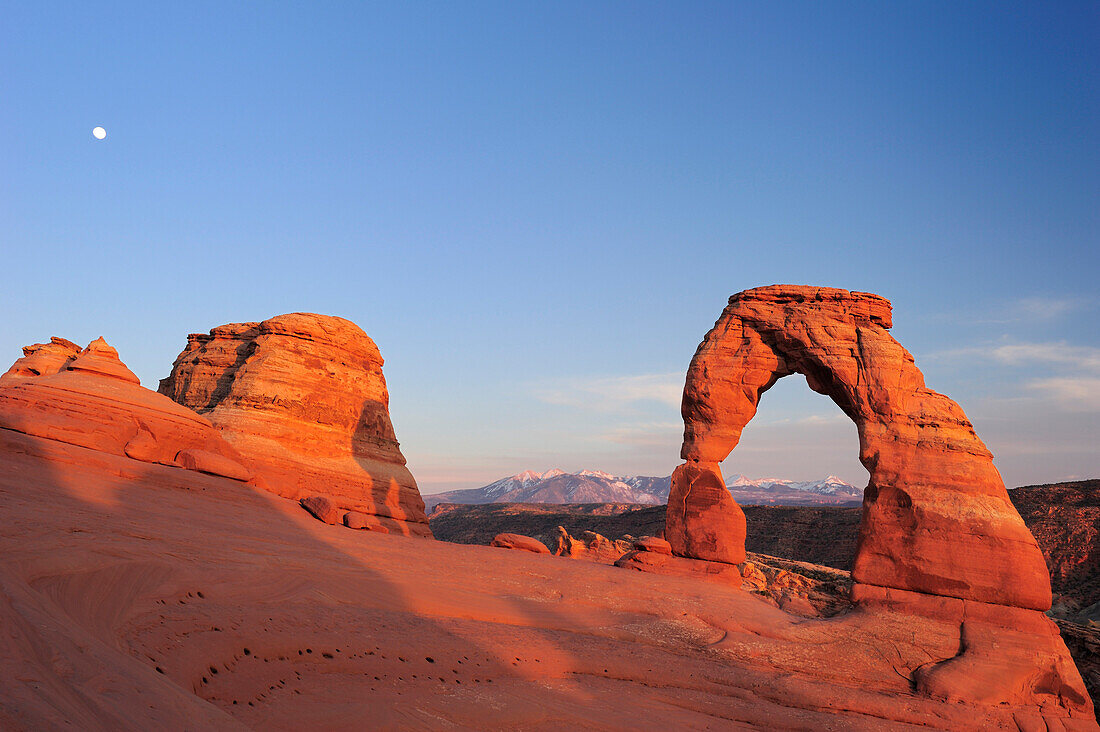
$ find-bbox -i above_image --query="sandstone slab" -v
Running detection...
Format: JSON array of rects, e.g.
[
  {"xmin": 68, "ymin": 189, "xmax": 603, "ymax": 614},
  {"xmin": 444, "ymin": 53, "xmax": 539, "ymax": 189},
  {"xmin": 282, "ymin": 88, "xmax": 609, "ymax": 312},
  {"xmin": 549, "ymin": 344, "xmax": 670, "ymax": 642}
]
[{"xmin": 632, "ymin": 536, "xmax": 672, "ymax": 555}]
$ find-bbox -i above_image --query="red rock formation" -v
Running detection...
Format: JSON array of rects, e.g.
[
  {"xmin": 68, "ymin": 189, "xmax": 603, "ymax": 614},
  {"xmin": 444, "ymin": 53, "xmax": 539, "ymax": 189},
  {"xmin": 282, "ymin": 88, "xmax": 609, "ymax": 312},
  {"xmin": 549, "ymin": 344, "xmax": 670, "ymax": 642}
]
[
  {"xmin": 666, "ymin": 462, "xmax": 746, "ymax": 565},
  {"xmin": 676, "ymin": 285, "xmax": 1049, "ymax": 607},
  {"xmin": 553, "ymin": 527, "xmax": 633, "ymax": 562},
  {"xmin": 632, "ymin": 536, "xmax": 672, "ymax": 555},
  {"xmin": 615, "ymin": 549, "xmax": 743, "ymax": 587},
  {"xmin": 672, "ymin": 285, "xmax": 1091, "ymax": 717},
  {"xmin": 1, "ymin": 336, "xmax": 81, "ymax": 381},
  {"xmin": 159, "ymin": 313, "xmax": 431, "ymax": 538},
  {"xmin": 489, "ymin": 533, "xmax": 550, "ymax": 554},
  {"xmin": 0, "ymin": 337, "xmax": 251, "ymax": 480}
]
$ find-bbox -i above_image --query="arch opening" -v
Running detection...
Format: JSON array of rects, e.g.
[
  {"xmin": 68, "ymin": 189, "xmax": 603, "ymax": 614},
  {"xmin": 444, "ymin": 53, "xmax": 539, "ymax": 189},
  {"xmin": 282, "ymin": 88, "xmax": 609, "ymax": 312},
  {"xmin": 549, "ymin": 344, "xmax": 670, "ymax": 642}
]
[{"xmin": 718, "ymin": 372, "xmax": 867, "ymax": 505}]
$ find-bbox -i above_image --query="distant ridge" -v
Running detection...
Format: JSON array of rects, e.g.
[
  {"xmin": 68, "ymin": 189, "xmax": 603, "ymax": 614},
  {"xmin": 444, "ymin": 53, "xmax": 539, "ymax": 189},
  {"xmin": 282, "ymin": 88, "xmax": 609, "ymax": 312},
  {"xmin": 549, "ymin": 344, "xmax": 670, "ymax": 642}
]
[{"xmin": 423, "ymin": 470, "xmax": 862, "ymax": 510}]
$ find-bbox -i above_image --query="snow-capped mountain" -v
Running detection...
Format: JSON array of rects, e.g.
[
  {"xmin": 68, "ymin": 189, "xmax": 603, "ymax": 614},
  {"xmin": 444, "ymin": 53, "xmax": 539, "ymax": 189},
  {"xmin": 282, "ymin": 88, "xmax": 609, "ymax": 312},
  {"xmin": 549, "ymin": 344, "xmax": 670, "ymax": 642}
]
[
  {"xmin": 423, "ymin": 470, "xmax": 862, "ymax": 510},
  {"xmin": 424, "ymin": 469, "xmax": 671, "ymax": 510},
  {"xmin": 725, "ymin": 474, "xmax": 862, "ymax": 497}
]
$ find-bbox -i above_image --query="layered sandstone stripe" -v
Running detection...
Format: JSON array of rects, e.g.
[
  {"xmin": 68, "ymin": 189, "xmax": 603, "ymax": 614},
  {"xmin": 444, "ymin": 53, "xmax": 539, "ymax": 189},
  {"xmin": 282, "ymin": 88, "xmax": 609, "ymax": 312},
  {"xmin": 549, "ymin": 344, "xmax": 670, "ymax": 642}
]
[
  {"xmin": 159, "ymin": 313, "xmax": 431, "ymax": 538},
  {"xmin": 0, "ymin": 337, "xmax": 251, "ymax": 481}
]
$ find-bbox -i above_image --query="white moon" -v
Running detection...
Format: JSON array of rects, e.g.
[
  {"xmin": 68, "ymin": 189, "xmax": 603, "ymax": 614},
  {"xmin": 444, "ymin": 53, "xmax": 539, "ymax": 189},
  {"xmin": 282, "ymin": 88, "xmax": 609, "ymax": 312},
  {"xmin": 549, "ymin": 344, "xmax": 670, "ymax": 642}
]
[{"xmin": 92, "ymin": 126, "xmax": 107, "ymax": 140}]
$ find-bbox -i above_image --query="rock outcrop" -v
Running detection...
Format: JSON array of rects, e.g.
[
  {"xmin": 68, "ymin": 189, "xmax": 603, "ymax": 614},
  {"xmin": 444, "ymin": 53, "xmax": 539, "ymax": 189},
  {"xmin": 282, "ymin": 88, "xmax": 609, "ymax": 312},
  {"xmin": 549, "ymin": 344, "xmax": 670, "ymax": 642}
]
[
  {"xmin": 671, "ymin": 285, "xmax": 1092, "ymax": 718},
  {"xmin": 489, "ymin": 533, "xmax": 550, "ymax": 554},
  {"xmin": 675, "ymin": 285, "xmax": 1049, "ymax": 608},
  {"xmin": 0, "ymin": 337, "xmax": 251, "ymax": 481},
  {"xmin": 665, "ymin": 462, "xmax": 746, "ymax": 565},
  {"xmin": 632, "ymin": 536, "xmax": 672, "ymax": 555},
  {"xmin": 159, "ymin": 313, "xmax": 431, "ymax": 538},
  {"xmin": 1, "ymin": 336, "xmax": 81, "ymax": 381},
  {"xmin": 553, "ymin": 527, "xmax": 633, "ymax": 562}
]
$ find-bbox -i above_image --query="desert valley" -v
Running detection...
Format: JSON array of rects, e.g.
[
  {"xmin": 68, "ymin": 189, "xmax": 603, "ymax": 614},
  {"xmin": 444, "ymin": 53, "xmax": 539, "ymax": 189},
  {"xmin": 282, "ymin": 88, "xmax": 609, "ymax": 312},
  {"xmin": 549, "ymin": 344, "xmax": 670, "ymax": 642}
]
[{"xmin": 1, "ymin": 286, "xmax": 1096, "ymax": 730}]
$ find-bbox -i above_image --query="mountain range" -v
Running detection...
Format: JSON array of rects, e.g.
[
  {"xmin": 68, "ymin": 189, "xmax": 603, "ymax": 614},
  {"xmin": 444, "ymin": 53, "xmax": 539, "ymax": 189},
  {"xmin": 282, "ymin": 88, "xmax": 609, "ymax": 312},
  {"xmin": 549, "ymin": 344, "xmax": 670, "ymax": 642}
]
[{"xmin": 423, "ymin": 469, "xmax": 862, "ymax": 510}]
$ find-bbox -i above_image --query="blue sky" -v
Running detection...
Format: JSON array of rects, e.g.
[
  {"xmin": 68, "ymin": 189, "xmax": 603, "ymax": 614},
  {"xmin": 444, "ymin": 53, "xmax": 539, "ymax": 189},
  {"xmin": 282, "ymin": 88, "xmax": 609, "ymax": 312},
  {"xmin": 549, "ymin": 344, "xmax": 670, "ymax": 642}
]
[{"xmin": 2, "ymin": 2, "xmax": 1097, "ymax": 492}]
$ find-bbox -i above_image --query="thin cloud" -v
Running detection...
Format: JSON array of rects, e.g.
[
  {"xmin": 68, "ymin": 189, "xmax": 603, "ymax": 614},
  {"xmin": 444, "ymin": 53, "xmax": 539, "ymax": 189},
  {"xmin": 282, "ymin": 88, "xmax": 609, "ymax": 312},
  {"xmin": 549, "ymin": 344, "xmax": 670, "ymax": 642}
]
[
  {"xmin": 988, "ymin": 343, "xmax": 1100, "ymax": 370},
  {"xmin": 533, "ymin": 372, "xmax": 684, "ymax": 411},
  {"xmin": 931, "ymin": 341, "xmax": 1100, "ymax": 371},
  {"xmin": 1007, "ymin": 296, "xmax": 1087, "ymax": 321},
  {"xmin": 601, "ymin": 421, "xmax": 683, "ymax": 447},
  {"xmin": 1026, "ymin": 377, "xmax": 1100, "ymax": 412},
  {"xmin": 943, "ymin": 295, "xmax": 1093, "ymax": 325},
  {"xmin": 757, "ymin": 412, "xmax": 849, "ymax": 427}
]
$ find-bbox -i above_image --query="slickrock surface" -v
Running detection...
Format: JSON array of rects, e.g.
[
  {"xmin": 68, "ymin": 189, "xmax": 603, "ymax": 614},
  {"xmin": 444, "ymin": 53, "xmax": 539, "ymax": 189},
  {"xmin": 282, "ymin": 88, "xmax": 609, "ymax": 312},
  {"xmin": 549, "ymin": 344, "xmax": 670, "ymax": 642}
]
[
  {"xmin": 0, "ymin": 426, "xmax": 1097, "ymax": 727},
  {"xmin": 668, "ymin": 285, "xmax": 1089, "ymax": 717},
  {"xmin": 159, "ymin": 313, "xmax": 431, "ymax": 537},
  {"xmin": 431, "ymin": 489, "xmax": 1100, "ymax": 710}
]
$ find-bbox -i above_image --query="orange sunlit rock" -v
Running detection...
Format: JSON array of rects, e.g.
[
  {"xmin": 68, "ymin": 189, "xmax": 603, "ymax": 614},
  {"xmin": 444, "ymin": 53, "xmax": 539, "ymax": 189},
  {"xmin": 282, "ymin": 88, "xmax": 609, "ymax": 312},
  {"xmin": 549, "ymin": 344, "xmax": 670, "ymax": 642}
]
[
  {"xmin": 159, "ymin": 313, "xmax": 431, "ymax": 538},
  {"xmin": 672, "ymin": 285, "xmax": 1090, "ymax": 714},
  {"xmin": 490, "ymin": 533, "xmax": 551, "ymax": 553},
  {"xmin": 0, "ymin": 337, "xmax": 249, "ymax": 477}
]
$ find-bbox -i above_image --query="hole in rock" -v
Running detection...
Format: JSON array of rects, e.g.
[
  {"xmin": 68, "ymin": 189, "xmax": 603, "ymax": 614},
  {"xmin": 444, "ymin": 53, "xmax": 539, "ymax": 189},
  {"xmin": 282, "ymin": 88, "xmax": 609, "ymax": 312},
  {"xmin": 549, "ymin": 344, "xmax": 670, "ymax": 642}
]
[{"xmin": 718, "ymin": 373, "xmax": 868, "ymax": 577}]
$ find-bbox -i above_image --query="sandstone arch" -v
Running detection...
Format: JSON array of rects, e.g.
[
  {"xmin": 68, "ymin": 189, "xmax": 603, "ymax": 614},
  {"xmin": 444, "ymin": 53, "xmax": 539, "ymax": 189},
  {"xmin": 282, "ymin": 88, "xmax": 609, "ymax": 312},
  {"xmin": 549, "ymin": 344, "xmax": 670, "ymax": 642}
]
[{"xmin": 668, "ymin": 285, "xmax": 1051, "ymax": 611}]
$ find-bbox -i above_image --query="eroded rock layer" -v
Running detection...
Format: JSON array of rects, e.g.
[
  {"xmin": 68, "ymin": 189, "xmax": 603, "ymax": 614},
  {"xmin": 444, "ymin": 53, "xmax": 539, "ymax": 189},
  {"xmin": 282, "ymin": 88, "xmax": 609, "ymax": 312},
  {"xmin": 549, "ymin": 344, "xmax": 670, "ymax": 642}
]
[
  {"xmin": 159, "ymin": 313, "xmax": 431, "ymax": 537},
  {"xmin": 0, "ymin": 338, "xmax": 251, "ymax": 481},
  {"xmin": 671, "ymin": 285, "xmax": 1091, "ymax": 717}
]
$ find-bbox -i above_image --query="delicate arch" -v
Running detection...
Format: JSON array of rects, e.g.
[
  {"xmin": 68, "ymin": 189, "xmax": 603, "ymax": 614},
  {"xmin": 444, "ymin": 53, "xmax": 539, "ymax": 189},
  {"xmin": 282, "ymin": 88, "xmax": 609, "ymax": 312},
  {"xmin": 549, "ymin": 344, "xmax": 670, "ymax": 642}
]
[{"xmin": 668, "ymin": 285, "xmax": 1050, "ymax": 611}]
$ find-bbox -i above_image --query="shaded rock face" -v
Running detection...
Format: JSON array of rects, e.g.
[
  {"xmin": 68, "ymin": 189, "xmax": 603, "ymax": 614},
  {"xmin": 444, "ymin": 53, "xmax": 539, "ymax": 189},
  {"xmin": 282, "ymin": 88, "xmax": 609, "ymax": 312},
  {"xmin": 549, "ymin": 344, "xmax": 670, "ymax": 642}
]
[
  {"xmin": 0, "ymin": 338, "xmax": 251, "ymax": 480},
  {"xmin": 159, "ymin": 313, "xmax": 431, "ymax": 538},
  {"xmin": 672, "ymin": 285, "xmax": 1090, "ymax": 717}
]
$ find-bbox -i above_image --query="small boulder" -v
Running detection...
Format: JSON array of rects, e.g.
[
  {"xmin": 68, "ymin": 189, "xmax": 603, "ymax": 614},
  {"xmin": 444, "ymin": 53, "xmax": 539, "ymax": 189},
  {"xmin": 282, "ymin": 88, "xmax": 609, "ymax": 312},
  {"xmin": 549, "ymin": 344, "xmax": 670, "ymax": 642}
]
[
  {"xmin": 301, "ymin": 495, "xmax": 341, "ymax": 525},
  {"xmin": 344, "ymin": 511, "xmax": 368, "ymax": 529},
  {"xmin": 490, "ymin": 533, "xmax": 550, "ymax": 554},
  {"xmin": 554, "ymin": 526, "xmax": 586, "ymax": 557},
  {"xmin": 174, "ymin": 448, "xmax": 251, "ymax": 482},
  {"xmin": 633, "ymin": 536, "xmax": 672, "ymax": 555},
  {"xmin": 343, "ymin": 511, "xmax": 390, "ymax": 533}
]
